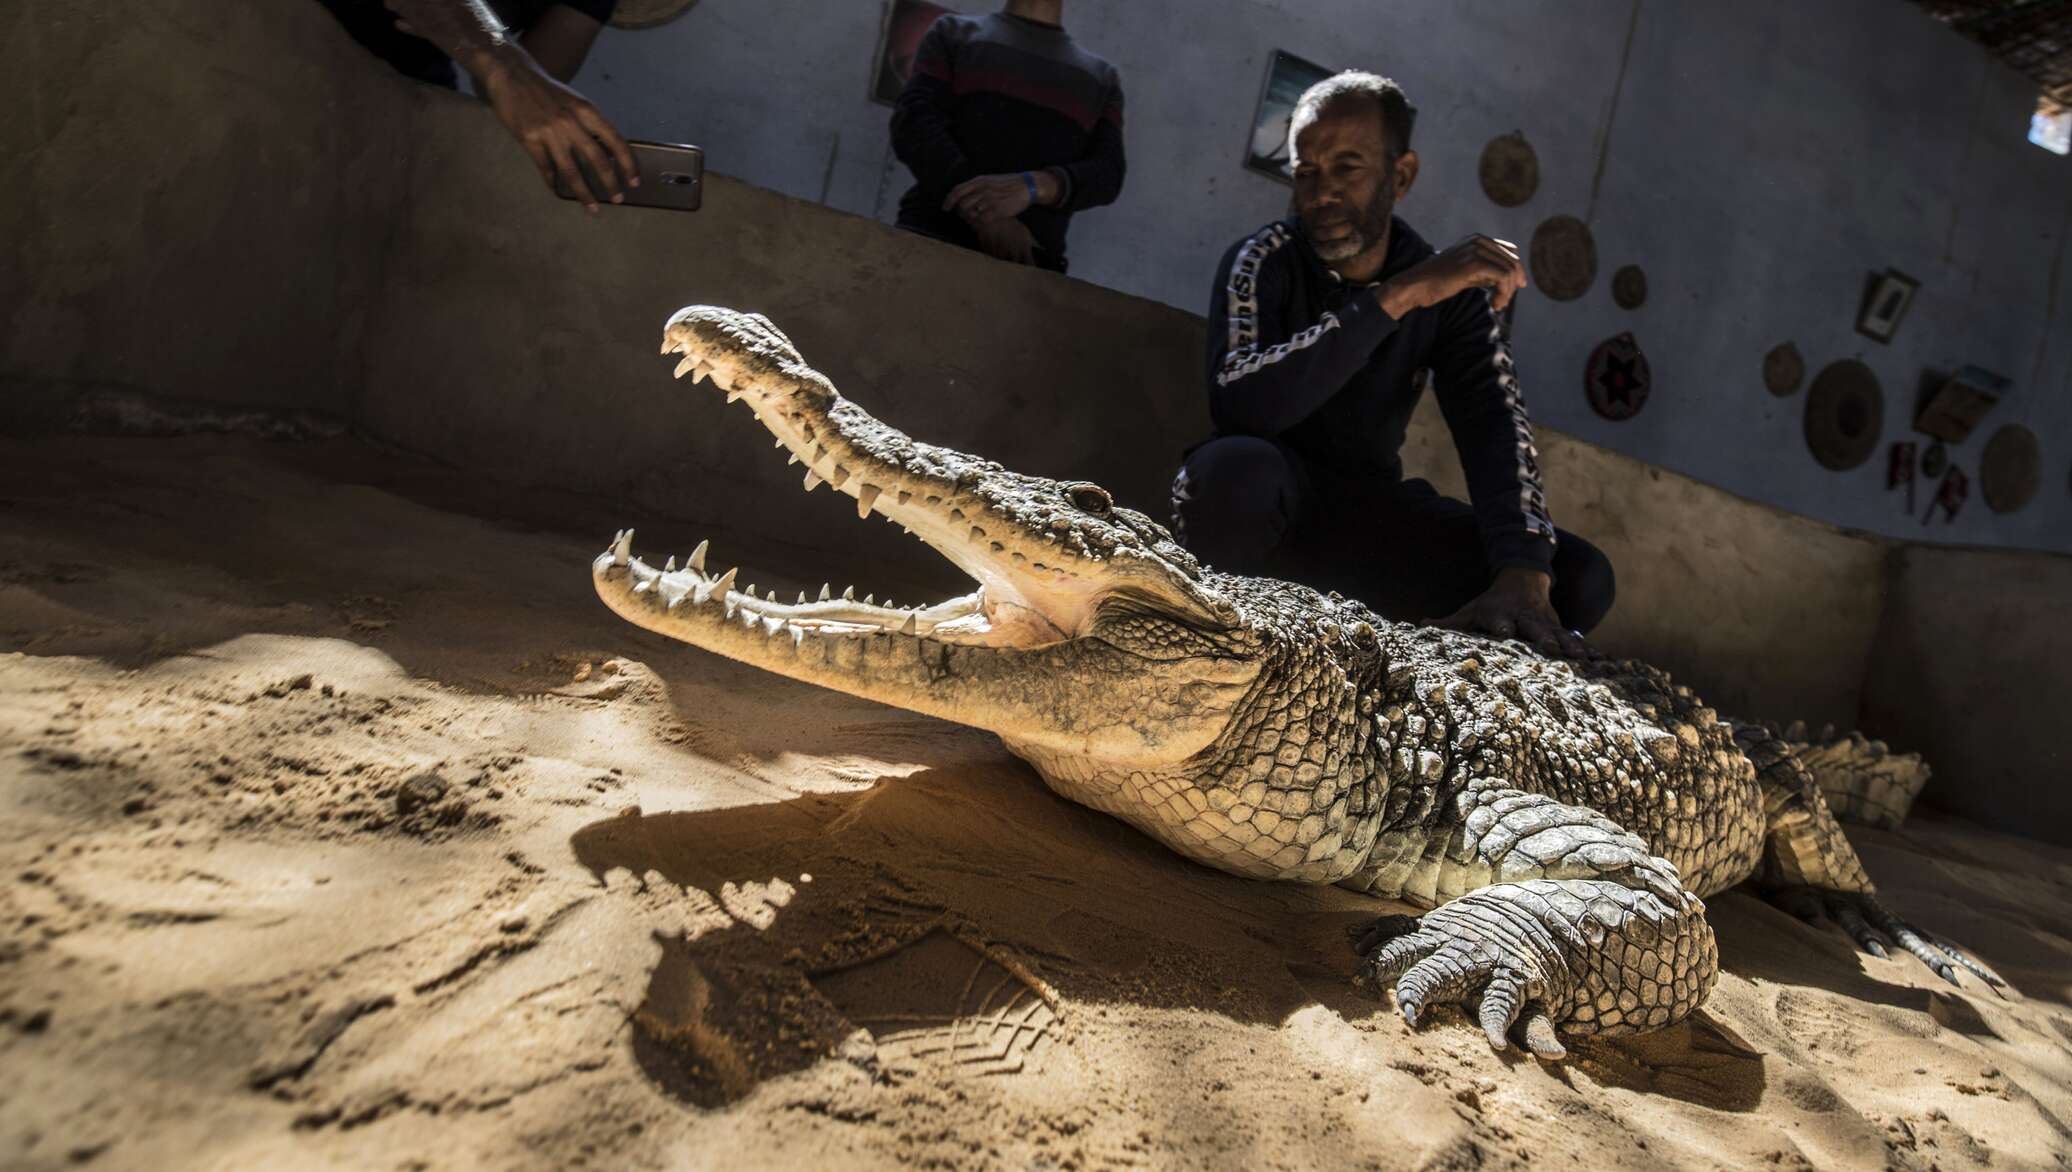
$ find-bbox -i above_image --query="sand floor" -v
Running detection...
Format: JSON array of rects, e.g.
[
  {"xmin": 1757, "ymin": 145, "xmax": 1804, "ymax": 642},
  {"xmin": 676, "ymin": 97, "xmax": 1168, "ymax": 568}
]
[{"xmin": 2, "ymin": 434, "xmax": 2070, "ymax": 1171}]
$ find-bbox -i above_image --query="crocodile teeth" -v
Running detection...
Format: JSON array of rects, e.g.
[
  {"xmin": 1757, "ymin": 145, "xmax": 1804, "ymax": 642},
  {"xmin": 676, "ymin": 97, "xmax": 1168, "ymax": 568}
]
[
  {"xmin": 663, "ymin": 555, "xmax": 676, "ymax": 572},
  {"xmin": 855, "ymin": 484, "xmax": 881, "ymax": 518},
  {"xmin": 797, "ymin": 592, "xmax": 808, "ymax": 605},
  {"xmin": 818, "ymin": 583, "xmax": 832, "ymax": 601},
  {"xmin": 610, "ymin": 529, "xmax": 633, "ymax": 566},
  {"xmin": 842, "ymin": 585, "xmax": 856, "ymax": 601},
  {"xmin": 673, "ymin": 354, "xmax": 698, "ymax": 379},
  {"xmin": 688, "ymin": 540, "xmax": 709, "ymax": 574},
  {"xmin": 713, "ymin": 567, "xmax": 738, "ymax": 596},
  {"xmin": 803, "ymin": 470, "xmax": 824, "ymax": 492},
  {"xmin": 901, "ymin": 612, "xmax": 919, "ymax": 636},
  {"xmin": 830, "ymin": 465, "xmax": 851, "ymax": 488},
  {"xmin": 863, "ymin": 593, "xmax": 874, "ymax": 606}
]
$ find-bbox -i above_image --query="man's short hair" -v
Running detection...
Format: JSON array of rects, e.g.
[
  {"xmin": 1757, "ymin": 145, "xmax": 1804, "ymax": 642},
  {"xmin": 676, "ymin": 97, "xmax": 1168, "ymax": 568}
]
[{"xmin": 1288, "ymin": 71, "xmax": 1417, "ymax": 159}]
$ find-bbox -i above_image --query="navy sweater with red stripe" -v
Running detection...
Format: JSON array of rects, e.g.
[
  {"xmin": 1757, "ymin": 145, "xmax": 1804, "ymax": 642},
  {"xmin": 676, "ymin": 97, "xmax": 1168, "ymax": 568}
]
[{"xmin": 891, "ymin": 12, "xmax": 1125, "ymax": 270}]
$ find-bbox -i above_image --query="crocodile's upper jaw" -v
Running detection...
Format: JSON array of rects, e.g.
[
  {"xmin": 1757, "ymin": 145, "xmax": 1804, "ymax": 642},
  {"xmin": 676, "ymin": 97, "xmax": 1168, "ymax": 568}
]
[{"xmin": 591, "ymin": 306, "xmax": 1253, "ymax": 763}]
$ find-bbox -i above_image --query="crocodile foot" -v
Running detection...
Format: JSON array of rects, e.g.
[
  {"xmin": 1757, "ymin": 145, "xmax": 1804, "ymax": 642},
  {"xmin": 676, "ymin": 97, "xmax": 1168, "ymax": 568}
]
[
  {"xmin": 1764, "ymin": 885, "xmax": 2006, "ymax": 991},
  {"xmin": 1356, "ymin": 879, "xmax": 1719, "ymax": 1061}
]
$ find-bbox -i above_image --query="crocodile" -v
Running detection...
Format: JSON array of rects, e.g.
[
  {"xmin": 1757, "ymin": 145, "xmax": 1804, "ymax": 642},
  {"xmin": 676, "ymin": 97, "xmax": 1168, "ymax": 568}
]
[{"xmin": 593, "ymin": 305, "xmax": 2001, "ymax": 1060}]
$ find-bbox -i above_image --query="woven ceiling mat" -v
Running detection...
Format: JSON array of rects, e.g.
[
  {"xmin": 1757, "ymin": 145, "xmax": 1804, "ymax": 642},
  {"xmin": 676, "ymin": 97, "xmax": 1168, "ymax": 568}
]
[
  {"xmin": 1803, "ymin": 359, "xmax": 1884, "ymax": 471},
  {"xmin": 611, "ymin": 0, "xmax": 699, "ymax": 29},
  {"xmin": 1529, "ymin": 215, "xmax": 1596, "ymax": 302},
  {"xmin": 1478, "ymin": 132, "xmax": 1539, "ymax": 207},
  {"xmin": 1980, "ymin": 424, "xmax": 2040, "ymax": 513}
]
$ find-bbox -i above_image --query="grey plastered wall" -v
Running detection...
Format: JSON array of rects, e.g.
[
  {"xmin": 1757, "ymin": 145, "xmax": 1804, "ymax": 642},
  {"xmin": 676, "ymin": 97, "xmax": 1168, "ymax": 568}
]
[{"xmin": 2, "ymin": 0, "xmax": 2065, "ymax": 838}]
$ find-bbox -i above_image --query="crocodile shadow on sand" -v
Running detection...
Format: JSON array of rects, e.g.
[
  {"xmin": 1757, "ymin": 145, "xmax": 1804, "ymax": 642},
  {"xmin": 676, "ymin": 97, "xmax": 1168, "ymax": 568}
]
[{"xmin": 572, "ymin": 760, "xmax": 1771, "ymax": 1113}]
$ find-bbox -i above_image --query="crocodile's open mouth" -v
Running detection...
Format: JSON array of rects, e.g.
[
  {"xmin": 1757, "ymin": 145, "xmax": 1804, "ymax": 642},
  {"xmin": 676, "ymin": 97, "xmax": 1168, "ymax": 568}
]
[{"xmin": 594, "ymin": 307, "xmax": 1131, "ymax": 659}]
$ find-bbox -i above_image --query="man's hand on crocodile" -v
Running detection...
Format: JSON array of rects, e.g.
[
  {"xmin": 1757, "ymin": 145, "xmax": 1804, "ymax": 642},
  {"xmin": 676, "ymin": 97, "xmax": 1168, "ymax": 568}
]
[{"xmin": 1438, "ymin": 567, "xmax": 1594, "ymax": 659}]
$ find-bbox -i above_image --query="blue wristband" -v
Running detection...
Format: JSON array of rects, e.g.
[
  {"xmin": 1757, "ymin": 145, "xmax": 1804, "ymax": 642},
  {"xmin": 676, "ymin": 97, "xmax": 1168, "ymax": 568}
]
[{"xmin": 1019, "ymin": 171, "xmax": 1040, "ymax": 205}]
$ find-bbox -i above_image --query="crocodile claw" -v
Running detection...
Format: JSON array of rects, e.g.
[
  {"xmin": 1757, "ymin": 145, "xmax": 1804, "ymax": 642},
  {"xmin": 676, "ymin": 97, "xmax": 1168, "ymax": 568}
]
[
  {"xmin": 1355, "ymin": 879, "xmax": 1717, "ymax": 1062},
  {"xmin": 1765, "ymin": 886, "xmax": 2006, "ymax": 993}
]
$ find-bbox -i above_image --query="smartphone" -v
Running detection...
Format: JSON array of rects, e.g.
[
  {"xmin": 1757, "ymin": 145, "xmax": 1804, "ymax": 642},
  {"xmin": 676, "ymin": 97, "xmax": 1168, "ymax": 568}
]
[{"xmin": 553, "ymin": 140, "xmax": 703, "ymax": 211}]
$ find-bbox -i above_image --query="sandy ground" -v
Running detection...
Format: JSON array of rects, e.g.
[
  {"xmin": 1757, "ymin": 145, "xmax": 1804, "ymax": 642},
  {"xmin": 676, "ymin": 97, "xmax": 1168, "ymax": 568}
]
[{"xmin": 2, "ymin": 433, "xmax": 2070, "ymax": 1172}]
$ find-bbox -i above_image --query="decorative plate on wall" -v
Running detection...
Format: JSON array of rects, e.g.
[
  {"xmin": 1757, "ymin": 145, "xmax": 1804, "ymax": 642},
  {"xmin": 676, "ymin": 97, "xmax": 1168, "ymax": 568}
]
[
  {"xmin": 1762, "ymin": 341, "xmax": 1804, "ymax": 396},
  {"xmin": 1803, "ymin": 359, "xmax": 1884, "ymax": 471},
  {"xmin": 1610, "ymin": 264, "xmax": 1647, "ymax": 309},
  {"xmin": 1529, "ymin": 215, "xmax": 1596, "ymax": 302},
  {"xmin": 1980, "ymin": 424, "xmax": 2040, "ymax": 513},
  {"xmin": 611, "ymin": 0, "xmax": 699, "ymax": 29},
  {"xmin": 1478, "ymin": 132, "xmax": 1539, "ymax": 207},
  {"xmin": 1584, "ymin": 332, "xmax": 1650, "ymax": 420}
]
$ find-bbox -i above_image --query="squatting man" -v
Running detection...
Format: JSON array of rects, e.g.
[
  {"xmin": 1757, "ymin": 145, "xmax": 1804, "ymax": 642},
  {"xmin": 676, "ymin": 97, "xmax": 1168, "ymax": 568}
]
[{"xmin": 1174, "ymin": 72, "xmax": 1615, "ymax": 657}]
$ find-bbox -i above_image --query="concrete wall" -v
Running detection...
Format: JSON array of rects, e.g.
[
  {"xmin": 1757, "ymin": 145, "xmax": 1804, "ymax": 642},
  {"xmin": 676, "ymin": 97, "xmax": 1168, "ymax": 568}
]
[
  {"xmin": 1861, "ymin": 546, "xmax": 2072, "ymax": 839},
  {"xmin": 2, "ymin": 0, "xmax": 2066, "ymax": 837},
  {"xmin": 0, "ymin": 3, "xmax": 406, "ymax": 419},
  {"xmin": 580, "ymin": 0, "xmax": 2072, "ymax": 556}
]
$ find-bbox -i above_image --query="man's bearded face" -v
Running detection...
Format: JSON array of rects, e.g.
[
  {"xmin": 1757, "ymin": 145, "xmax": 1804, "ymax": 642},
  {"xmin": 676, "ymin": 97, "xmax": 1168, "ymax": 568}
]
[{"xmin": 1291, "ymin": 101, "xmax": 1400, "ymax": 263}]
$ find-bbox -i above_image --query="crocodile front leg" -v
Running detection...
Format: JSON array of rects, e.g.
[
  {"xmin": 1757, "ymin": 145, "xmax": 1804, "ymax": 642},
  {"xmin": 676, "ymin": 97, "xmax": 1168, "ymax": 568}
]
[
  {"xmin": 1359, "ymin": 879, "xmax": 1716, "ymax": 1059},
  {"xmin": 1352, "ymin": 784, "xmax": 1716, "ymax": 1059}
]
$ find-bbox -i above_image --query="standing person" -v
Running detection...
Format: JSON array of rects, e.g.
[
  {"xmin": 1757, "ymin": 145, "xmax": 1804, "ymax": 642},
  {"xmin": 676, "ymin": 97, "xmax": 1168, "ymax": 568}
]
[
  {"xmin": 1171, "ymin": 71, "xmax": 1615, "ymax": 655},
  {"xmin": 317, "ymin": 0, "xmax": 639, "ymax": 211},
  {"xmin": 890, "ymin": 2, "xmax": 1126, "ymax": 274}
]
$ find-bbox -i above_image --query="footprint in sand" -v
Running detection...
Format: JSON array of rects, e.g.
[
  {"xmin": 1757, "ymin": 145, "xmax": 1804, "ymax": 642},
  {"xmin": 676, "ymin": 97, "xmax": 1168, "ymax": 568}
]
[{"xmin": 812, "ymin": 930, "xmax": 1057, "ymax": 1076}]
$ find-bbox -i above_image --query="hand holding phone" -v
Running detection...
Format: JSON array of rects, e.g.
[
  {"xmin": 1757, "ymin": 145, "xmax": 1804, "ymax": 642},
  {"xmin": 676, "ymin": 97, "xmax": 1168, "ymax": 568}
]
[{"xmin": 554, "ymin": 140, "xmax": 704, "ymax": 212}]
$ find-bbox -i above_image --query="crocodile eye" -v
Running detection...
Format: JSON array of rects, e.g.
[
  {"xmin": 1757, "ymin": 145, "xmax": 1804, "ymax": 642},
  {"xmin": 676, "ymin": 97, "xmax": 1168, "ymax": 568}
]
[{"xmin": 1066, "ymin": 483, "xmax": 1113, "ymax": 515}]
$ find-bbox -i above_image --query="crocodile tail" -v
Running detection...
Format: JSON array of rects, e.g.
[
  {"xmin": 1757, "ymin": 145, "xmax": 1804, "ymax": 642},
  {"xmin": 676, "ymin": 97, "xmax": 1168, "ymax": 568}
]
[{"xmin": 1768, "ymin": 721, "xmax": 1932, "ymax": 831}]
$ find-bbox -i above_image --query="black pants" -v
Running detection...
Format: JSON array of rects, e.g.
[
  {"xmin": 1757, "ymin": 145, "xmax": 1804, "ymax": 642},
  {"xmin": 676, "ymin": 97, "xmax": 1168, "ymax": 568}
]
[{"xmin": 1171, "ymin": 436, "xmax": 1617, "ymax": 634}]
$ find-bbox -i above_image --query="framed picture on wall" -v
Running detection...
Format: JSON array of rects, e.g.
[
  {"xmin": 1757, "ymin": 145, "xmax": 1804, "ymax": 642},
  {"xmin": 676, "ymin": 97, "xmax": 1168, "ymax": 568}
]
[
  {"xmin": 1244, "ymin": 50, "xmax": 1334, "ymax": 182},
  {"xmin": 1856, "ymin": 268, "xmax": 1920, "ymax": 344},
  {"xmin": 872, "ymin": 0, "xmax": 957, "ymax": 105}
]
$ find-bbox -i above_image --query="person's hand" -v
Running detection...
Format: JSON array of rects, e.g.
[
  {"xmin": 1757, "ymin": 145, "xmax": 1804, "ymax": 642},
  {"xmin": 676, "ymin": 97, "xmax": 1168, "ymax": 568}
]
[
  {"xmin": 1437, "ymin": 567, "xmax": 1594, "ymax": 659},
  {"xmin": 971, "ymin": 216, "xmax": 1038, "ymax": 265},
  {"xmin": 473, "ymin": 45, "xmax": 638, "ymax": 212},
  {"xmin": 945, "ymin": 172, "xmax": 1058, "ymax": 223},
  {"xmin": 1379, "ymin": 234, "xmax": 1528, "ymax": 316}
]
